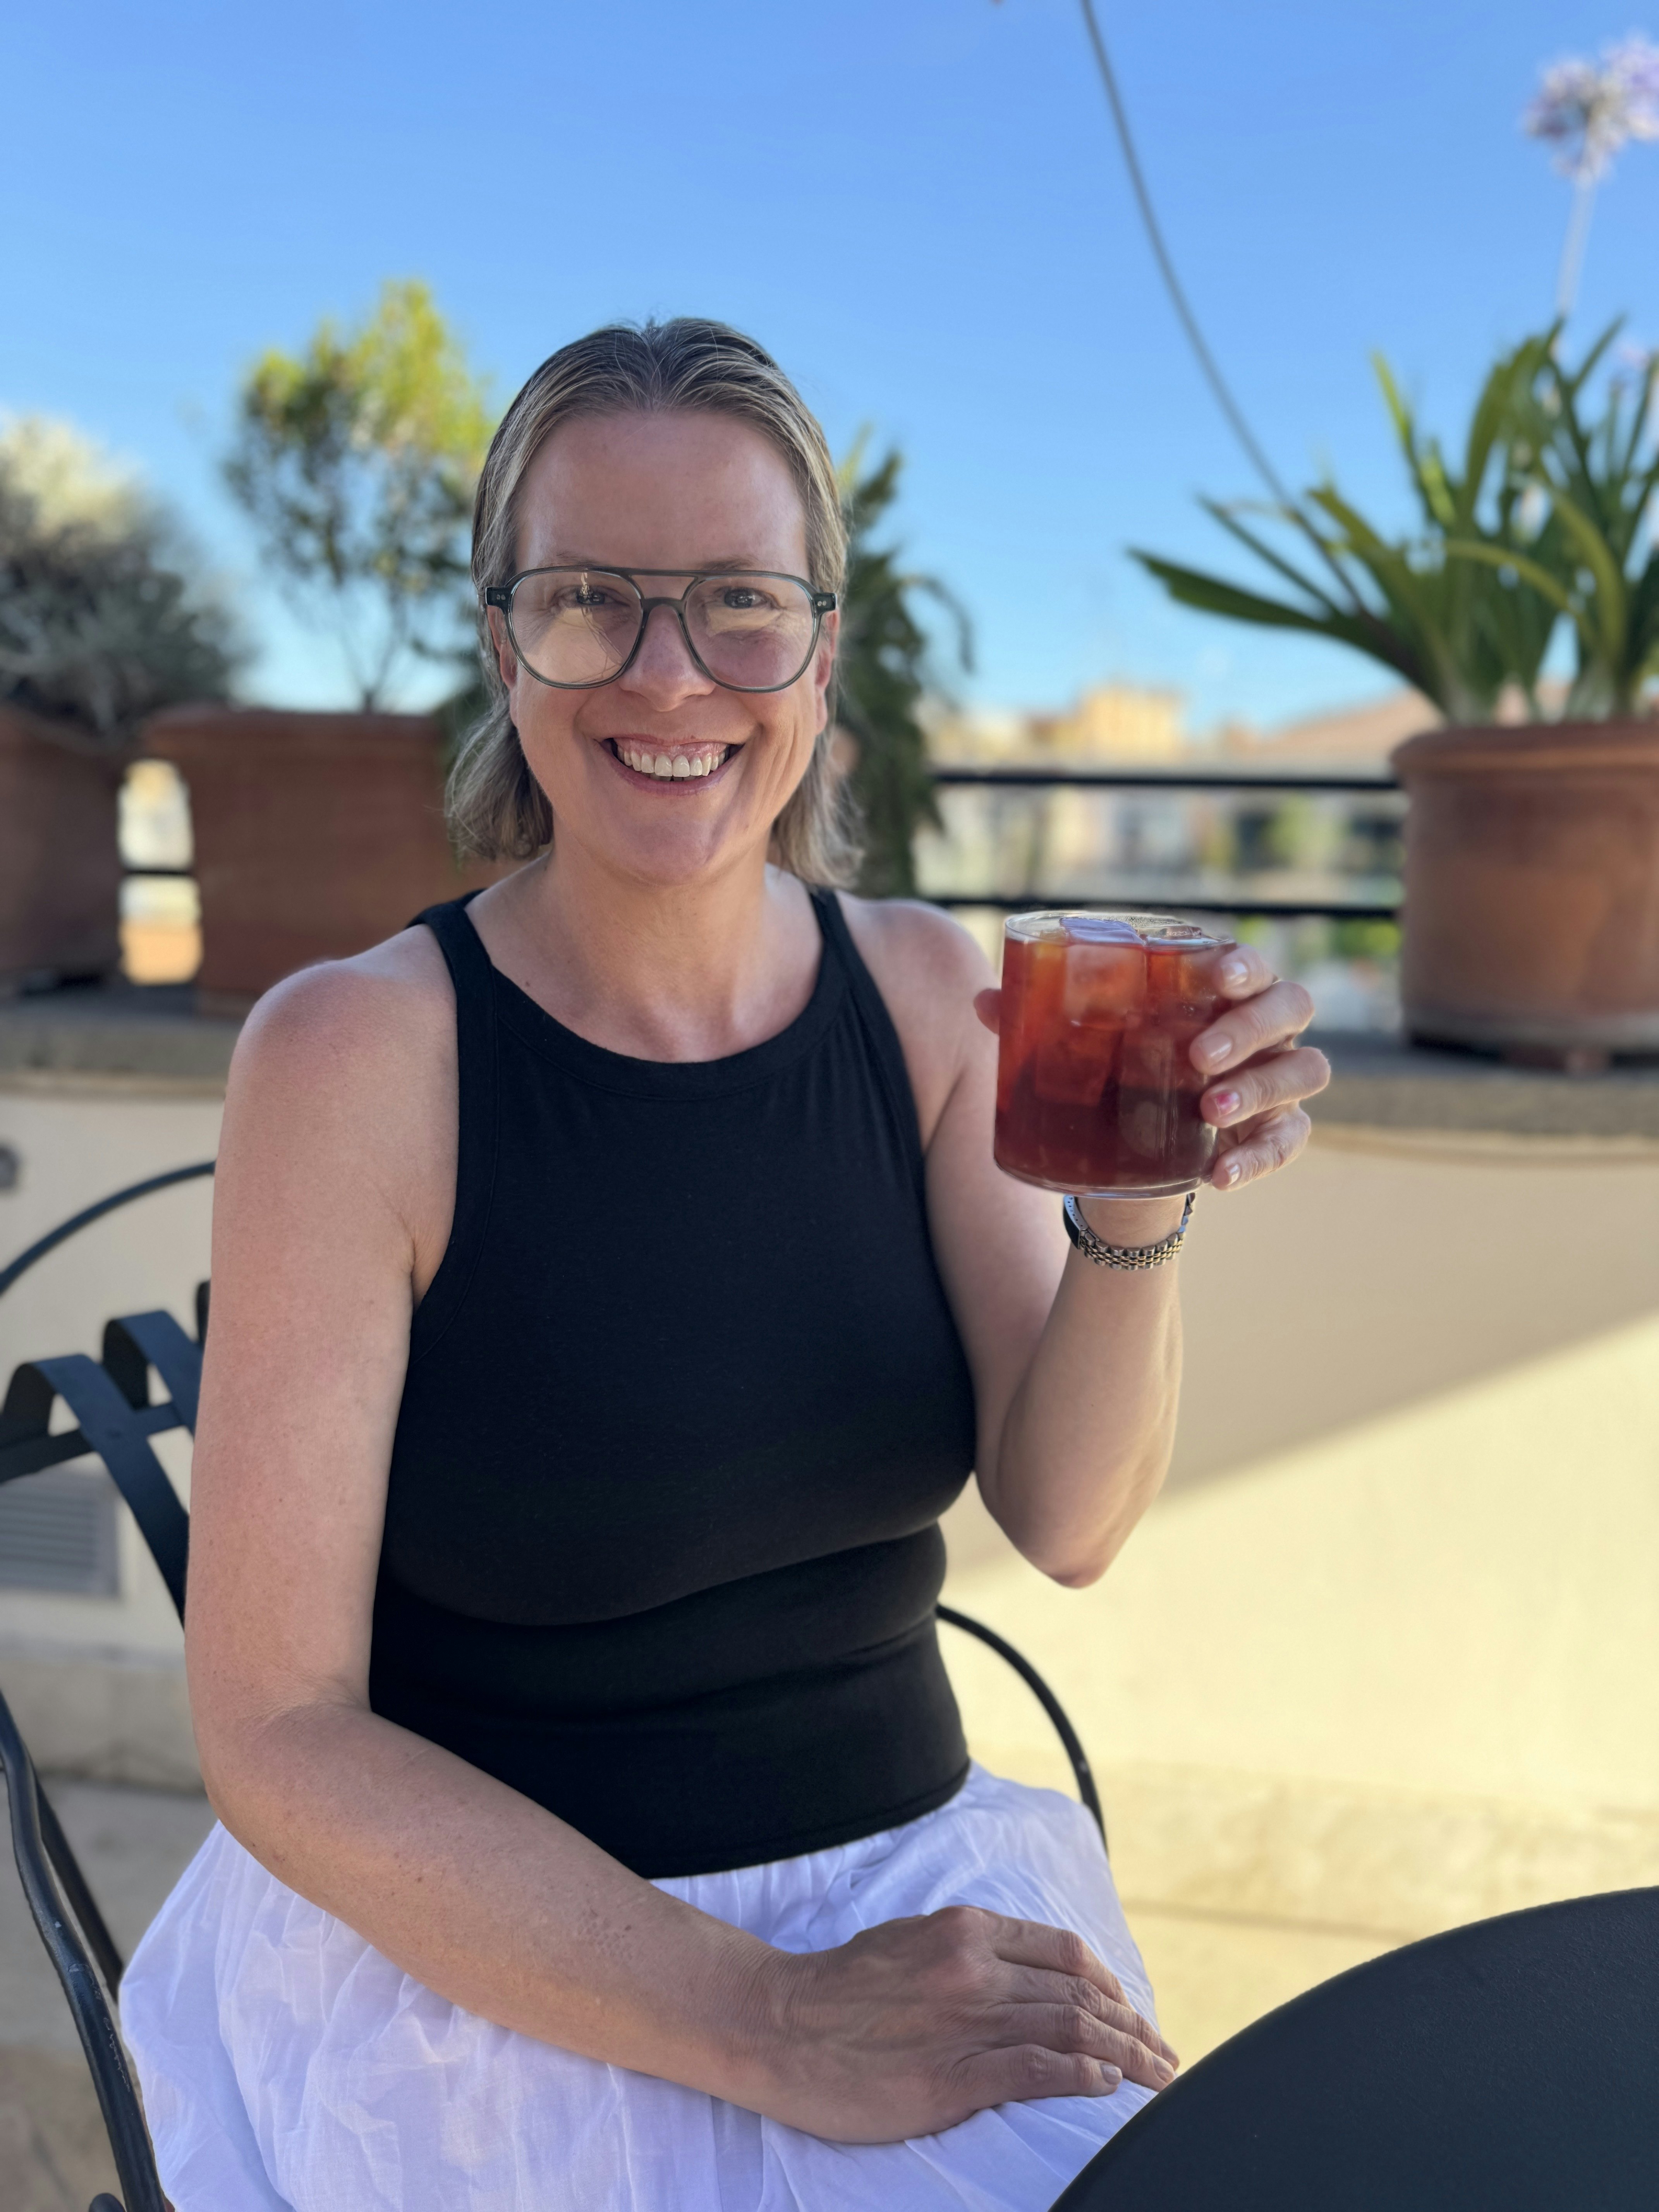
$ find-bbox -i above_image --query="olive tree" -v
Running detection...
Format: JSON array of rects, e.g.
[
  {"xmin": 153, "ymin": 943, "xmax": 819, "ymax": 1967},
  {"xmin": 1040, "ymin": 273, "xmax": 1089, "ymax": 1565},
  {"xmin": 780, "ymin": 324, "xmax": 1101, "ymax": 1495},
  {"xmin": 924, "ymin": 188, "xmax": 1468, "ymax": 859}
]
[
  {"xmin": 0, "ymin": 415, "xmax": 236, "ymax": 750},
  {"xmin": 224, "ymin": 280, "xmax": 493, "ymax": 710}
]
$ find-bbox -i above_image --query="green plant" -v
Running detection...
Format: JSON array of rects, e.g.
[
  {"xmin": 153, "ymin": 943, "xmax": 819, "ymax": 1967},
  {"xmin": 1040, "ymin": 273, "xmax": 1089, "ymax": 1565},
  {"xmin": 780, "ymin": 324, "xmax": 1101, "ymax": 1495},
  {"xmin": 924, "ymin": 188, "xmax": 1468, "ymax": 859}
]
[
  {"xmin": 224, "ymin": 280, "xmax": 493, "ymax": 711},
  {"xmin": 835, "ymin": 442, "xmax": 971, "ymax": 896},
  {"xmin": 0, "ymin": 416, "xmax": 237, "ymax": 750},
  {"xmin": 1491, "ymin": 323, "xmax": 1659, "ymax": 715},
  {"xmin": 1332, "ymin": 916, "xmax": 1401, "ymax": 965},
  {"xmin": 1132, "ymin": 332, "xmax": 1572, "ymax": 725},
  {"xmin": 1134, "ymin": 323, "xmax": 1659, "ymax": 724}
]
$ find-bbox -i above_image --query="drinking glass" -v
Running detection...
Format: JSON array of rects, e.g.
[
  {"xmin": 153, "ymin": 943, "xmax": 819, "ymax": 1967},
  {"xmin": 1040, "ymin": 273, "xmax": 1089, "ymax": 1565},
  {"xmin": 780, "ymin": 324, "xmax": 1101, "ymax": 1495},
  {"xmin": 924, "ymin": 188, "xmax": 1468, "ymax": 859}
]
[{"xmin": 993, "ymin": 910, "xmax": 1238, "ymax": 1197}]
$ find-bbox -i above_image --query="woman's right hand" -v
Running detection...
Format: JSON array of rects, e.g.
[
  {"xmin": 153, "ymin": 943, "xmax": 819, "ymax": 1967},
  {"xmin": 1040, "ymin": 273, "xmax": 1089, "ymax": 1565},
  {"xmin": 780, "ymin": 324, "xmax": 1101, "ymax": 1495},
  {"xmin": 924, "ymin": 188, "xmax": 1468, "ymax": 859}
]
[{"xmin": 744, "ymin": 1904, "xmax": 1178, "ymax": 2143}]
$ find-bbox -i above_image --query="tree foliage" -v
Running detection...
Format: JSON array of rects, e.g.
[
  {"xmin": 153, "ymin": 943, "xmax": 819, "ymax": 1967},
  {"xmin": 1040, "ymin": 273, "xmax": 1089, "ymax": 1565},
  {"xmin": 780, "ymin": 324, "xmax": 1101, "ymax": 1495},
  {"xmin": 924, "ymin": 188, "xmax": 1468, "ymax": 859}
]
[
  {"xmin": 0, "ymin": 416, "xmax": 237, "ymax": 751},
  {"xmin": 835, "ymin": 442, "xmax": 971, "ymax": 896},
  {"xmin": 224, "ymin": 280, "xmax": 494, "ymax": 710}
]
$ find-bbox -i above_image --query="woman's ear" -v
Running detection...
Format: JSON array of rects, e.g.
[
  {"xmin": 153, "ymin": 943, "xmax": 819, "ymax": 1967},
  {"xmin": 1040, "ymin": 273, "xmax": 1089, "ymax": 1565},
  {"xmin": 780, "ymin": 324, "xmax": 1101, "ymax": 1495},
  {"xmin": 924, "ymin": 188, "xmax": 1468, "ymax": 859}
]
[
  {"xmin": 486, "ymin": 607, "xmax": 517, "ymax": 694},
  {"xmin": 809, "ymin": 610, "xmax": 839, "ymax": 730}
]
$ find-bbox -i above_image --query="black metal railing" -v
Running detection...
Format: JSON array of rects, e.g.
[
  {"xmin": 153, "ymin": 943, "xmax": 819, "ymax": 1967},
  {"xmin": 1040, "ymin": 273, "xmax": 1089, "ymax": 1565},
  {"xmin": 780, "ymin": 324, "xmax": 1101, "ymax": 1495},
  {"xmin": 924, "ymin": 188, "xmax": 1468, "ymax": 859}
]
[
  {"xmin": 919, "ymin": 764, "xmax": 1403, "ymax": 922},
  {"xmin": 117, "ymin": 767, "xmax": 1405, "ymax": 924}
]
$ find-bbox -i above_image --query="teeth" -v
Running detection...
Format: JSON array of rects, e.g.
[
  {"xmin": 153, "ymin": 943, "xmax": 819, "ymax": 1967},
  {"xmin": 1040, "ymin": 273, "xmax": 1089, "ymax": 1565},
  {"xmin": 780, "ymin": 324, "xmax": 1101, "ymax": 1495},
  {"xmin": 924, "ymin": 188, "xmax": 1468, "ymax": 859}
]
[{"xmin": 616, "ymin": 744, "xmax": 727, "ymax": 779}]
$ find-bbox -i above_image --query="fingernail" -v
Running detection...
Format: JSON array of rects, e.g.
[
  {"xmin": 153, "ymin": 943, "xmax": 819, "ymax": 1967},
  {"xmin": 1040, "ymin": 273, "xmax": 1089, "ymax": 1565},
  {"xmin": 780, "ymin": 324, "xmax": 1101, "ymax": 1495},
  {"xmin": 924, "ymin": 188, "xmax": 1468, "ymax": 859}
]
[
  {"xmin": 1221, "ymin": 1156, "xmax": 1242, "ymax": 1187},
  {"xmin": 1210, "ymin": 1088, "xmax": 1240, "ymax": 1123},
  {"xmin": 1199, "ymin": 1035, "xmax": 1232, "ymax": 1068},
  {"xmin": 1152, "ymin": 2057, "xmax": 1175, "ymax": 2085},
  {"xmin": 1220, "ymin": 957, "xmax": 1249, "ymax": 988},
  {"xmin": 1099, "ymin": 2065, "xmax": 1123, "ymax": 2090}
]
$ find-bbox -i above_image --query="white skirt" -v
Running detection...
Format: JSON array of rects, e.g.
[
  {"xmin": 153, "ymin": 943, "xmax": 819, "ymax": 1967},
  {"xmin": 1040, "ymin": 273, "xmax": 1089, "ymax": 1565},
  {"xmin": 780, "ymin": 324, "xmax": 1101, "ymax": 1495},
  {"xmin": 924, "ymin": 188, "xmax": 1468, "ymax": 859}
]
[{"xmin": 121, "ymin": 1765, "xmax": 1160, "ymax": 2212}]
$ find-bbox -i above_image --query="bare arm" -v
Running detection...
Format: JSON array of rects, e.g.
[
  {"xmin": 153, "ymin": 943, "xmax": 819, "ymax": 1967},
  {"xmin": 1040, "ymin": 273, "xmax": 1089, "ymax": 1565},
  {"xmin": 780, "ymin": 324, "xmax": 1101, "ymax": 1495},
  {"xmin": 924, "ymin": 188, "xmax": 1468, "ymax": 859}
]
[
  {"xmin": 845, "ymin": 900, "xmax": 1327, "ymax": 1585},
  {"xmin": 187, "ymin": 949, "xmax": 777, "ymax": 2090},
  {"xmin": 185, "ymin": 935, "xmax": 1172, "ymax": 2143}
]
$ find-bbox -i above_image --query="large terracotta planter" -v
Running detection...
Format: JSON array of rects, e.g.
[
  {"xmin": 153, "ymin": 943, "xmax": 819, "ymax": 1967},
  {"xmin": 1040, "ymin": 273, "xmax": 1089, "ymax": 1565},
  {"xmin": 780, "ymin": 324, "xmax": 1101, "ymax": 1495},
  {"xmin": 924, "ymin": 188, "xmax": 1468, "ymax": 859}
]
[
  {"xmin": 0, "ymin": 703, "xmax": 123, "ymax": 993},
  {"xmin": 143, "ymin": 706, "xmax": 513, "ymax": 1012},
  {"xmin": 1392, "ymin": 721, "xmax": 1659, "ymax": 1061}
]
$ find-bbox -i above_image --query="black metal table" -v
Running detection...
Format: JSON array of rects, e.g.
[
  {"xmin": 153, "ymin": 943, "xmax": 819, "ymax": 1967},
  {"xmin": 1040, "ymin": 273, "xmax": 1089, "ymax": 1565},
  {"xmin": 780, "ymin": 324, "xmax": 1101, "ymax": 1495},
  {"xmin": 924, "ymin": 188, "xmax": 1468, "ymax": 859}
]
[{"xmin": 1053, "ymin": 1887, "xmax": 1659, "ymax": 2210}]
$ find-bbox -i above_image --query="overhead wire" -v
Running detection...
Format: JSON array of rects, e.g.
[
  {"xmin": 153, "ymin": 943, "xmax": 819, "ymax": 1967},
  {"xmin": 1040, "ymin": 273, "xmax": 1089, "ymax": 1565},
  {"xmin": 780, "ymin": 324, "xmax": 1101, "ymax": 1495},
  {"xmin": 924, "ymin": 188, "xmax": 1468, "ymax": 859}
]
[{"xmin": 1074, "ymin": 0, "xmax": 1293, "ymax": 512}]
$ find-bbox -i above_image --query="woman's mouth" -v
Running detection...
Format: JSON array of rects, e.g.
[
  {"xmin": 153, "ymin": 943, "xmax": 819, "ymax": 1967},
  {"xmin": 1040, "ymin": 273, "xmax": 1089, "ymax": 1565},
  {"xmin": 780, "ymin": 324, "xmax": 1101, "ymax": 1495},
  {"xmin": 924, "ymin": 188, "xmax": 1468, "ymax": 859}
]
[{"xmin": 604, "ymin": 738, "xmax": 739, "ymax": 784}]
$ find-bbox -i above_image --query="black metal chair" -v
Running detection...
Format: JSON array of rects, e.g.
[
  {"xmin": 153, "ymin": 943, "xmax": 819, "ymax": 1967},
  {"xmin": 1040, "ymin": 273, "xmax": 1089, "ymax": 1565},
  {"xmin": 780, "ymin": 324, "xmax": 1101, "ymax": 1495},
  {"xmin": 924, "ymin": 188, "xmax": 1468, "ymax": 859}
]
[
  {"xmin": 0, "ymin": 1167, "xmax": 1108, "ymax": 2210},
  {"xmin": 0, "ymin": 1167, "xmax": 212, "ymax": 2212}
]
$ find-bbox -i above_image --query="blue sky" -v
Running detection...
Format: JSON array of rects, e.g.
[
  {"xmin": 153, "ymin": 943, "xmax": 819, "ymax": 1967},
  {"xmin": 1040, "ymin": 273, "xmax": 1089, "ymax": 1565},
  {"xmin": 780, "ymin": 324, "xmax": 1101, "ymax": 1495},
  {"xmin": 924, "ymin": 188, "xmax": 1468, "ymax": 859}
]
[{"xmin": 3, "ymin": 0, "xmax": 1654, "ymax": 730}]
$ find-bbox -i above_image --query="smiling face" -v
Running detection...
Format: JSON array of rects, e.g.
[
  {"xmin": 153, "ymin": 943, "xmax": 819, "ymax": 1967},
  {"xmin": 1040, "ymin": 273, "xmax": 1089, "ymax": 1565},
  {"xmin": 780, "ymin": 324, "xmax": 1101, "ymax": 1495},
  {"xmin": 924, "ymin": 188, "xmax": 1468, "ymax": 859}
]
[{"xmin": 489, "ymin": 409, "xmax": 838, "ymax": 891}]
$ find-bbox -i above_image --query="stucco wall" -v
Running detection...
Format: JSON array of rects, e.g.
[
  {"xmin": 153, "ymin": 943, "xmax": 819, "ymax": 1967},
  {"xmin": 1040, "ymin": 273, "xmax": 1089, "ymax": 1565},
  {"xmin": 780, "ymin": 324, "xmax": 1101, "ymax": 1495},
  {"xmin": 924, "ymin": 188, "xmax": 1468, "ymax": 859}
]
[{"xmin": 941, "ymin": 1125, "xmax": 1659, "ymax": 1974}]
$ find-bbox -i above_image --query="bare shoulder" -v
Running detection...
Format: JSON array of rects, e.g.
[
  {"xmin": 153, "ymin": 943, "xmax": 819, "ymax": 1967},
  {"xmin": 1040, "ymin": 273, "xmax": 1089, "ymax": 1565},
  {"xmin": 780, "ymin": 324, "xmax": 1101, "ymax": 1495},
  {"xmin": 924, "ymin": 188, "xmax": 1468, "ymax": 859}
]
[
  {"xmin": 835, "ymin": 893, "xmax": 994, "ymax": 1004},
  {"xmin": 229, "ymin": 926, "xmax": 454, "ymax": 1112},
  {"xmin": 833, "ymin": 893, "xmax": 995, "ymax": 1143},
  {"xmin": 219, "ymin": 926, "xmax": 459, "ymax": 1270}
]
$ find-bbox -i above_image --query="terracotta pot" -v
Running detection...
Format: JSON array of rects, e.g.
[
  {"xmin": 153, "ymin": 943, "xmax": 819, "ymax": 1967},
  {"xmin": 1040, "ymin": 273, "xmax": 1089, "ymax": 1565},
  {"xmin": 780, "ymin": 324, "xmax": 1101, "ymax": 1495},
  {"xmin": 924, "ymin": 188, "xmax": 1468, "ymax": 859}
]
[
  {"xmin": 142, "ymin": 706, "xmax": 513, "ymax": 1012},
  {"xmin": 0, "ymin": 703, "xmax": 123, "ymax": 993},
  {"xmin": 1392, "ymin": 721, "xmax": 1659, "ymax": 1061}
]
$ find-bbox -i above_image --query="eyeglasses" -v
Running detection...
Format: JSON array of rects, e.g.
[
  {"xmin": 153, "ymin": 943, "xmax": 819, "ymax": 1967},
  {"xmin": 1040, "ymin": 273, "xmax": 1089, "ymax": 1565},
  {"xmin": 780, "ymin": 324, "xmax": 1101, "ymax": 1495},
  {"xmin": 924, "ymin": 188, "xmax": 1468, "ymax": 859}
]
[{"xmin": 483, "ymin": 567, "xmax": 838, "ymax": 694}]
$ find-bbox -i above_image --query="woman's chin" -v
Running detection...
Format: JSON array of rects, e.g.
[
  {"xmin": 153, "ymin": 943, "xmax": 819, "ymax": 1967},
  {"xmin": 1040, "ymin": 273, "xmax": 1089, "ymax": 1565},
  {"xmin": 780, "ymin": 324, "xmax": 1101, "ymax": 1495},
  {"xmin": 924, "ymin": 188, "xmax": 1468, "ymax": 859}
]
[{"xmin": 582, "ymin": 811, "xmax": 764, "ymax": 891}]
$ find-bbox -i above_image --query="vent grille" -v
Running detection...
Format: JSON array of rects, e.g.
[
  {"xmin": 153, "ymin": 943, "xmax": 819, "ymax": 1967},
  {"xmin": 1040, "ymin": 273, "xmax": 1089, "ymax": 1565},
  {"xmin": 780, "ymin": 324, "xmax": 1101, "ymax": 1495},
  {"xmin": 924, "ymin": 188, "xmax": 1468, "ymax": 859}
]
[{"xmin": 0, "ymin": 1470, "xmax": 120, "ymax": 1595}]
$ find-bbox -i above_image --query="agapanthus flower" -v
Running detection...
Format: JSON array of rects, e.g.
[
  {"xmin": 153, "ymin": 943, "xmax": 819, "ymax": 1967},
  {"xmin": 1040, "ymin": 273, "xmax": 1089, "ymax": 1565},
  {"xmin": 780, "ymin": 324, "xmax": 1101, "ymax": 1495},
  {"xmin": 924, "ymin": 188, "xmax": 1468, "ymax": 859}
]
[{"xmin": 1524, "ymin": 34, "xmax": 1659, "ymax": 183}]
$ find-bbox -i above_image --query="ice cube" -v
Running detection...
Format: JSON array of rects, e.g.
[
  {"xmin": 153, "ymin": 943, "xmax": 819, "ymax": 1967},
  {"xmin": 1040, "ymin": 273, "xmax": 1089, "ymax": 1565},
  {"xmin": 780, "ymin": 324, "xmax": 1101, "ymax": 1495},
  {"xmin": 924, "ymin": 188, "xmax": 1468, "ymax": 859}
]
[
  {"xmin": 1146, "ymin": 939, "xmax": 1228, "ymax": 1016},
  {"xmin": 1138, "ymin": 920, "xmax": 1211, "ymax": 944},
  {"xmin": 1119, "ymin": 1022, "xmax": 1178, "ymax": 1094},
  {"xmin": 1033, "ymin": 1022, "xmax": 1118, "ymax": 1106},
  {"xmin": 1063, "ymin": 914, "xmax": 1144, "ymax": 944},
  {"xmin": 1062, "ymin": 924, "xmax": 1147, "ymax": 1027}
]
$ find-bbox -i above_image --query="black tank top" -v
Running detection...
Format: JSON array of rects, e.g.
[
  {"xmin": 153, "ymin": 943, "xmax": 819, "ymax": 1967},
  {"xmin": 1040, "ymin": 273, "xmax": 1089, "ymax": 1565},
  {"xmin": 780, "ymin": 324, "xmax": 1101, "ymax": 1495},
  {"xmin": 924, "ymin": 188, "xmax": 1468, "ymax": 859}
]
[{"xmin": 369, "ymin": 890, "xmax": 978, "ymax": 1878}]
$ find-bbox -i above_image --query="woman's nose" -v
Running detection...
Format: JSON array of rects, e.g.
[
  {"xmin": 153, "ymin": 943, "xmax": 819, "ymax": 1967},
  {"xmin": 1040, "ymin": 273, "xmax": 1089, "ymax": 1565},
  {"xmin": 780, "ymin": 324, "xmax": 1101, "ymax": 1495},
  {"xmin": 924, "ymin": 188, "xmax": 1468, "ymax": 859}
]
[{"xmin": 620, "ymin": 601, "xmax": 714, "ymax": 701}]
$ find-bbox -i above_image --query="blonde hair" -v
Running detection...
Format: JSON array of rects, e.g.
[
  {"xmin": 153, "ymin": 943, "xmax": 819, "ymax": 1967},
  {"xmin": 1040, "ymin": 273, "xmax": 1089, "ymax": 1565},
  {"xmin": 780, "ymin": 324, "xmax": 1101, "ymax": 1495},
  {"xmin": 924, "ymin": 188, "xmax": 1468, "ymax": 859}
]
[{"xmin": 445, "ymin": 318, "xmax": 858, "ymax": 884}]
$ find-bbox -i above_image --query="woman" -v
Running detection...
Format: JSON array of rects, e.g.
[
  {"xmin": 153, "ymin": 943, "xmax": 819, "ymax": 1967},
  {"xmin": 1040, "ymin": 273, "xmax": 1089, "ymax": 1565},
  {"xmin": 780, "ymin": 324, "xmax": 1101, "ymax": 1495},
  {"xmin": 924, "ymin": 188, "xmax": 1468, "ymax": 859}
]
[{"xmin": 123, "ymin": 319, "xmax": 1328, "ymax": 2211}]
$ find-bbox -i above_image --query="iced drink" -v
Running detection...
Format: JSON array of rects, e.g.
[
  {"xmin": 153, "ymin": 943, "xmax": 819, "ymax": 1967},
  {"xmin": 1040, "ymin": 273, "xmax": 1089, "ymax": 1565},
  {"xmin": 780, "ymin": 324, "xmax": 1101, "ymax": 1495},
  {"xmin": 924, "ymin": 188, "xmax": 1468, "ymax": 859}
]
[{"xmin": 994, "ymin": 910, "xmax": 1237, "ymax": 1197}]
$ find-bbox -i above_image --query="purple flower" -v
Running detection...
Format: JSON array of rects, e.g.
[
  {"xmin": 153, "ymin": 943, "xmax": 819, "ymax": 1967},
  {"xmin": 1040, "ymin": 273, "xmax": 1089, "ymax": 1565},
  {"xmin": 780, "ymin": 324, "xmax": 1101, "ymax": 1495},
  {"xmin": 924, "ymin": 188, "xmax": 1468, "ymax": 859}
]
[{"xmin": 1524, "ymin": 34, "xmax": 1659, "ymax": 182}]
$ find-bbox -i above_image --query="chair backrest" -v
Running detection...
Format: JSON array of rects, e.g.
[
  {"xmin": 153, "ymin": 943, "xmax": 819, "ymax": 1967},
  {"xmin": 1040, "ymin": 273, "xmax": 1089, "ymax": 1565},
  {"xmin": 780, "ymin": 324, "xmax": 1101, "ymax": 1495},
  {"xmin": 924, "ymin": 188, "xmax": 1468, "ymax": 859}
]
[
  {"xmin": 0, "ymin": 1168, "xmax": 211, "ymax": 2212},
  {"xmin": 0, "ymin": 1314, "xmax": 197, "ymax": 2212},
  {"xmin": 0, "ymin": 1683, "xmax": 168, "ymax": 2211},
  {"xmin": 0, "ymin": 1310, "xmax": 197, "ymax": 1623}
]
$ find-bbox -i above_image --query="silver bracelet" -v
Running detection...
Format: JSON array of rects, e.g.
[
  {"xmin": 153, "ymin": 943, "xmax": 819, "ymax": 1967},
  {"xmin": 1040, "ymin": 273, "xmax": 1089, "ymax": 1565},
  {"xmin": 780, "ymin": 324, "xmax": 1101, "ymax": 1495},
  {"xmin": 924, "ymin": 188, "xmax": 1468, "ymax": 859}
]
[{"xmin": 1063, "ymin": 1190, "xmax": 1195, "ymax": 1271}]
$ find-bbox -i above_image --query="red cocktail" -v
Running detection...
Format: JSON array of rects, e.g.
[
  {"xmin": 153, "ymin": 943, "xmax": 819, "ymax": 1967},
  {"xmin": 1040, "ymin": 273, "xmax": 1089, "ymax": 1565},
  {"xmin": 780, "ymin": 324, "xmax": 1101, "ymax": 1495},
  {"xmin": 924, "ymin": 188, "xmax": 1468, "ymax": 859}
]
[{"xmin": 994, "ymin": 910, "xmax": 1237, "ymax": 1197}]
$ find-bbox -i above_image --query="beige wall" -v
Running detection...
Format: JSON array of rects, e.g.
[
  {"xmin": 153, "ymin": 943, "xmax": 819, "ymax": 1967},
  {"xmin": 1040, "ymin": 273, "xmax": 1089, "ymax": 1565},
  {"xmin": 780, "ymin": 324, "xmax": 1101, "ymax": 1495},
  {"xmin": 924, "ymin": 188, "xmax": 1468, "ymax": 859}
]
[
  {"xmin": 941, "ymin": 1125, "xmax": 1659, "ymax": 2047},
  {"xmin": 0, "ymin": 1080, "xmax": 220, "ymax": 1394}
]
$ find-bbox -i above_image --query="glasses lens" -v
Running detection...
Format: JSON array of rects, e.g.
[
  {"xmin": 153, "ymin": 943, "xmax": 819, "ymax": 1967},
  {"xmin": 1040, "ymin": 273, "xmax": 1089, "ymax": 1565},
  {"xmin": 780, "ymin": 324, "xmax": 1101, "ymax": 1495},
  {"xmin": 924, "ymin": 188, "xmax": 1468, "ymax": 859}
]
[
  {"xmin": 509, "ymin": 570, "xmax": 643, "ymax": 685},
  {"xmin": 685, "ymin": 574, "xmax": 818, "ymax": 690}
]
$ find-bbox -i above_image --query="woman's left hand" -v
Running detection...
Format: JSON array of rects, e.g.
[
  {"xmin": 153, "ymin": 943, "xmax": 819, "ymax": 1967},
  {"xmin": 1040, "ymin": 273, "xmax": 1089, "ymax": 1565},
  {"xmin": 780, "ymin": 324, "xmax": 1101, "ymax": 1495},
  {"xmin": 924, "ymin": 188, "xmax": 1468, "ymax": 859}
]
[{"xmin": 1190, "ymin": 944, "xmax": 1328, "ymax": 1189}]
